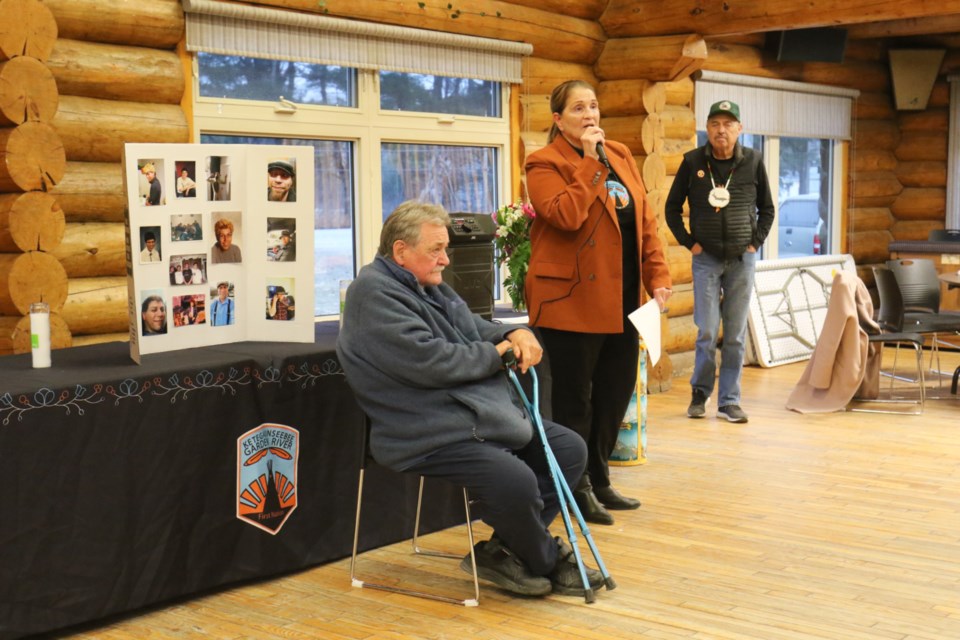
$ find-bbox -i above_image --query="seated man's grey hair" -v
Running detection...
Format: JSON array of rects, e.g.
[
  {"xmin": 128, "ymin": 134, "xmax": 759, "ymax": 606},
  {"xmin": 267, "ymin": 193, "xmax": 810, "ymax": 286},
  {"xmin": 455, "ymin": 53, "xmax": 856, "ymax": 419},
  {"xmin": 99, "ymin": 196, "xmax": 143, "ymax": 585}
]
[{"xmin": 378, "ymin": 201, "xmax": 450, "ymax": 257}]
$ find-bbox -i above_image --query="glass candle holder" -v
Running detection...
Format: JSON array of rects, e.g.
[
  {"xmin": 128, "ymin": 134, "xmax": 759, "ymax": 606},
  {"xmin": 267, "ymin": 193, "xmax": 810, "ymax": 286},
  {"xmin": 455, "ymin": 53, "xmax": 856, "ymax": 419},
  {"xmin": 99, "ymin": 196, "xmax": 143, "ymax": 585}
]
[{"xmin": 29, "ymin": 302, "xmax": 51, "ymax": 368}]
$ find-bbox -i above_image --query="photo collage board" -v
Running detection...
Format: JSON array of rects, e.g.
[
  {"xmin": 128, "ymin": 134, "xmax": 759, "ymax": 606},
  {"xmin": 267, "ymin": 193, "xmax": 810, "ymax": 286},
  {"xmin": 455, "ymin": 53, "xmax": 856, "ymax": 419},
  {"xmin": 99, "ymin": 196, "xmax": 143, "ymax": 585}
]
[{"xmin": 123, "ymin": 142, "xmax": 316, "ymax": 363}]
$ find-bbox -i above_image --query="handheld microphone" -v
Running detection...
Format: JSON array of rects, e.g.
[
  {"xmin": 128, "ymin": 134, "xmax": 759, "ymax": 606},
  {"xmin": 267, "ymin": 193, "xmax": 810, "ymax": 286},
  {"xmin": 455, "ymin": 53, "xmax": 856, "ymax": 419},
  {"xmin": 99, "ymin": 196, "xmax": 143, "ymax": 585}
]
[{"xmin": 596, "ymin": 141, "xmax": 610, "ymax": 169}]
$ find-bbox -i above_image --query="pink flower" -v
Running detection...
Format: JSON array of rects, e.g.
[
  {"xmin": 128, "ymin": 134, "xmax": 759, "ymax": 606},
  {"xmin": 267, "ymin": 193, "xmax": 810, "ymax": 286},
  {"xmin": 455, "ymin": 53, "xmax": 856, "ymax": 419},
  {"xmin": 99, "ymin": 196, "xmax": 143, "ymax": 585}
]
[{"xmin": 522, "ymin": 203, "xmax": 536, "ymax": 218}]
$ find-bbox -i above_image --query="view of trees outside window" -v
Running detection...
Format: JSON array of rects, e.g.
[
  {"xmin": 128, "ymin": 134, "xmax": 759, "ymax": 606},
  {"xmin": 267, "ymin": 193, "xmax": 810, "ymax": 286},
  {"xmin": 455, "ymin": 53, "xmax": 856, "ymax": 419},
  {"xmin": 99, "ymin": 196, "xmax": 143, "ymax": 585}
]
[
  {"xmin": 379, "ymin": 72, "xmax": 500, "ymax": 117},
  {"xmin": 381, "ymin": 143, "xmax": 498, "ymax": 219},
  {"xmin": 198, "ymin": 53, "xmax": 356, "ymax": 107}
]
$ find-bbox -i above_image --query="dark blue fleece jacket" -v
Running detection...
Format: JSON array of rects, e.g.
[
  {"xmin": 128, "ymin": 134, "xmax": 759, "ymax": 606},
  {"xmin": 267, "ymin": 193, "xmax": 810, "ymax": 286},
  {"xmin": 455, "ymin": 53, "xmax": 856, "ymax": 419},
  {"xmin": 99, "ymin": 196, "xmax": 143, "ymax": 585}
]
[{"xmin": 336, "ymin": 255, "xmax": 533, "ymax": 471}]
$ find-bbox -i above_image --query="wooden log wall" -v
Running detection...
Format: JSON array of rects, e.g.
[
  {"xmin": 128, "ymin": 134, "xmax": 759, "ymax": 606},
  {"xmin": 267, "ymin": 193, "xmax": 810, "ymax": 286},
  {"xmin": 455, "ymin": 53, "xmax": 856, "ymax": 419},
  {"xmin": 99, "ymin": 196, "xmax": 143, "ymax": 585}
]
[
  {"xmin": 0, "ymin": 0, "xmax": 189, "ymax": 352},
  {"xmin": 1, "ymin": 0, "xmax": 953, "ymax": 367},
  {"xmin": 0, "ymin": 0, "xmax": 70, "ymax": 354}
]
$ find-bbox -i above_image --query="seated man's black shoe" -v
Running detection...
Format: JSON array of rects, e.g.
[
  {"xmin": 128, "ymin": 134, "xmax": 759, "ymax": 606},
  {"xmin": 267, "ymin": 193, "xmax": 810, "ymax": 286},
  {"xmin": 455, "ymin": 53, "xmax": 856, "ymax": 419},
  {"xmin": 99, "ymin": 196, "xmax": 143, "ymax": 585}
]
[
  {"xmin": 459, "ymin": 538, "xmax": 551, "ymax": 597},
  {"xmin": 548, "ymin": 537, "xmax": 604, "ymax": 596},
  {"xmin": 594, "ymin": 484, "xmax": 641, "ymax": 510},
  {"xmin": 573, "ymin": 476, "xmax": 614, "ymax": 525}
]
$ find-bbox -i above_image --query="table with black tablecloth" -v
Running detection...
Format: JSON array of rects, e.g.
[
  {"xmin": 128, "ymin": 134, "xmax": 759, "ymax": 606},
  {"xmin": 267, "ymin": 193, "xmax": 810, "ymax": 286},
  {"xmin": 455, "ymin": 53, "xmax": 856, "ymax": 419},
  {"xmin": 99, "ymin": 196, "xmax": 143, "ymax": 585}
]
[{"xmin": 0, "ymin": 323, "xmax": 462, "ymax": 639}]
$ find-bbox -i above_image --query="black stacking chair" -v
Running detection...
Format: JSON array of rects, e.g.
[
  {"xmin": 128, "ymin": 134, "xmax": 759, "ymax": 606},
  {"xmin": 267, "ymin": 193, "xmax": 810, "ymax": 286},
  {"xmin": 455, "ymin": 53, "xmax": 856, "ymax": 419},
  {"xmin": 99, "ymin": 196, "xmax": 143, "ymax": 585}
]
[
  {"xmin": 349, "ymin": 416, "xmax": 481, "ymax": 606},
  {"xmin": 884, "ymin": 259, "xmax": 960, "ymax": 378},
  {"xmin": 885, "ymin": 258, "xmax": 951, "ymax": 315},
  {"xmin": 848, "ymin": 267, "xmax": 927, "ymax": 414}
]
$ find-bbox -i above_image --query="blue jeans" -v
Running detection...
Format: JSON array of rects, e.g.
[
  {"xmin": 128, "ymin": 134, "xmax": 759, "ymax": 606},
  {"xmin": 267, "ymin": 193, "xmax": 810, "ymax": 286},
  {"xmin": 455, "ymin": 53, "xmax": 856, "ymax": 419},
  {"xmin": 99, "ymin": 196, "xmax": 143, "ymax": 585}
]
[{"xmin": 691, "ymin": 251, "xmax": 757, "ymax": 407}]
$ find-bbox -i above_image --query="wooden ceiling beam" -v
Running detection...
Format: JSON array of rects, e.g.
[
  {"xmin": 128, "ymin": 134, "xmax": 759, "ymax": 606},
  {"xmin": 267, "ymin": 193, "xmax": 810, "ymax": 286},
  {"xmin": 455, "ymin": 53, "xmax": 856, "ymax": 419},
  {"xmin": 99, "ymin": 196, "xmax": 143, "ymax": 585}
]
[
  {"xmin": 846, "ymin": 14, "xmax": 960, "ymax": 39},
  {"xmin": 601, "ymin": 0, "xmax": 960, "ymax": 38}
]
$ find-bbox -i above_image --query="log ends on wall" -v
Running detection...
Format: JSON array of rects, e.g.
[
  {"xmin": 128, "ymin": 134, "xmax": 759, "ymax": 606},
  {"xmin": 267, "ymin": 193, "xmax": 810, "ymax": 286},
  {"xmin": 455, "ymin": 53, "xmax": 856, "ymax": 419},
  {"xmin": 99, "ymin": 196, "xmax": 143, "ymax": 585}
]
[
  {"xmin": 0, "ymin": 250, "xmax": 68, "ymax": 315},
  {"xmin": 0, "ymin": 120, "xmax": 66, "ymax": 191},
  {"xmin": 0, "ymin": 191, "xmax": 64, "ymax": 252},
  {"xmin": 0, "ymin": 311, "xmax": 71, "ymax": 354},
  {"xmin": 595, "ymin": 34, "xmax": 707, "ymax": 82},
  {"xmin": 0, "ymin": 0, "xmax": 58, "ymax": 62},
  {"xmin": 0, "ymin": 56, "xmax": 59, "ymax": 125}
]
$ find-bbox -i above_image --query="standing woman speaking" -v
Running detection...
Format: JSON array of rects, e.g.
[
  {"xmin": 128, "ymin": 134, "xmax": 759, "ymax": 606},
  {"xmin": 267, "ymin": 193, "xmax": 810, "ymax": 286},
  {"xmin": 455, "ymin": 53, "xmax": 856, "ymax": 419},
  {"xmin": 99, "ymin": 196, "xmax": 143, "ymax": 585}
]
[{"xmin": 525, "ymin": 80, "xmax": 672, "ymax": 525}]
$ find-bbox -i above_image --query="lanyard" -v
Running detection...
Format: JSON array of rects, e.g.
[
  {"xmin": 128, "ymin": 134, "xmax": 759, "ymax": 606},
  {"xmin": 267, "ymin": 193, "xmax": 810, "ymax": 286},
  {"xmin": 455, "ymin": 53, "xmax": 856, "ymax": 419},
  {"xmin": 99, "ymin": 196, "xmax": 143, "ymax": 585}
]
[{"xmin": 706, "ymin": 159, "xmax": 735, "ymax": 191}]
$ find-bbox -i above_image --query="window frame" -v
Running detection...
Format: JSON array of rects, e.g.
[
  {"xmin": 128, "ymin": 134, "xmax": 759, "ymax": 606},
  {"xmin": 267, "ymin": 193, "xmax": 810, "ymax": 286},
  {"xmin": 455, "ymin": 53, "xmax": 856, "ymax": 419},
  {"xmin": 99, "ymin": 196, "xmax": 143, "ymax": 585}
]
[{"xmin": 192, "ymin": 62, "xmax": 513, "ymax": 318}]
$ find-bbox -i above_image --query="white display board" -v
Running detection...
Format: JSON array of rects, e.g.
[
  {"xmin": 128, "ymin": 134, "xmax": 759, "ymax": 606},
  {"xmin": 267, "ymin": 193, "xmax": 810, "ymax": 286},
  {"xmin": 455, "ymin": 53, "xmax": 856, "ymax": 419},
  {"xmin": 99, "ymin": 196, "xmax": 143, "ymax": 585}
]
[
  {"xmin": 746, "ymin": 254, "xmax": 857, "ymax": 368},
  {"xmin": 123, "ymin": 143, "xmax": 315, "ymax": 363}
]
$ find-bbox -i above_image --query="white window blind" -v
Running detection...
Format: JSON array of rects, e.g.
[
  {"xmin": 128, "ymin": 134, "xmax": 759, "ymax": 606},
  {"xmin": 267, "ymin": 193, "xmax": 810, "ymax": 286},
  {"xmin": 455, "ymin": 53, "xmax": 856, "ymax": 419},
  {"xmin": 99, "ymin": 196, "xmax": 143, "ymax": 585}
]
[
  {"xmin": 695, "ymin": 71, "xmax": 859, "ymax": 140},
  {"xmin": 182, "ymin": 0, "xmax": 532, "ymax": 83}
]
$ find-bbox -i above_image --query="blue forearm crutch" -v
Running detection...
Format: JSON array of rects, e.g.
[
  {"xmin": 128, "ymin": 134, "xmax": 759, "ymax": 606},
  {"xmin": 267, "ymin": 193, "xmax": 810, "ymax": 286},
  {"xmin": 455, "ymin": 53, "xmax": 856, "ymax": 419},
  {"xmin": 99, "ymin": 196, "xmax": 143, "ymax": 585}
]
[{"xmin": 503, "ymin": 351, "xmax": 617, "ymax": 603}]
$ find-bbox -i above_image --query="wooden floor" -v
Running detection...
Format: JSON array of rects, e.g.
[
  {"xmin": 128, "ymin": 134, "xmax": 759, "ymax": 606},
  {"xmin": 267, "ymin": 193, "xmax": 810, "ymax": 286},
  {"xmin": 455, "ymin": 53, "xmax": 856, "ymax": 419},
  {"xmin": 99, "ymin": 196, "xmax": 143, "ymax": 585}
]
[{"xmin": 44, "ymin": 351, "xmax": 960, "ymax": 640}]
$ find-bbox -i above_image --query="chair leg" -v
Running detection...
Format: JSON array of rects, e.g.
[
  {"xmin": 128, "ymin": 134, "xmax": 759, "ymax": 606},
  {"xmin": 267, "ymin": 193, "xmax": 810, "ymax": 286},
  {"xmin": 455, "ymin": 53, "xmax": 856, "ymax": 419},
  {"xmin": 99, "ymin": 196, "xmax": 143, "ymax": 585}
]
[
  {"xmin": 850, "ymin": 340, "xmax": 925, "ymax": 414},
  {"xmin": 412, "ymin": 478, "xmax": 480, "ymax": 603},
  {"xmin": 349, "ymin": 468, "xmax": 367, "ymax": 588},
  {"xmin": 351, "ymin": 470, "xmax": 480, "ymax": 606}
]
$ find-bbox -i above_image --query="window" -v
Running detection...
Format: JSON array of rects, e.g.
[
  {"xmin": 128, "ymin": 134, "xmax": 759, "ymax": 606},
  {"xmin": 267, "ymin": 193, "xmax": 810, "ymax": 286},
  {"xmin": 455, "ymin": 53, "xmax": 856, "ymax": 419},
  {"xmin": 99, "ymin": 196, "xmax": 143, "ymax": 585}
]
[
  {"xmin": 695, "ymin": 71, "xmax": 856, "ymax": 259},
  {"xmin": 381, "ymin": 143, "xmax": 498, "ymax": 218},
  {"xmin": 379, "ymin": 72, "xmax": 500, "ymax": 117},
  {"xmin": 776, "ymin": 137, "xmax": 833, "ymax": 259},
  {"xmin": 194, "ymin": 62, "xmax": 510, "ymax": 317},
  {"xmin": 186, "ymin": 4, "xmax": 528, "ymax": 317},
  {"xmin": 198, "ymin": 53, "xmax": 356, "ymax": 107}
]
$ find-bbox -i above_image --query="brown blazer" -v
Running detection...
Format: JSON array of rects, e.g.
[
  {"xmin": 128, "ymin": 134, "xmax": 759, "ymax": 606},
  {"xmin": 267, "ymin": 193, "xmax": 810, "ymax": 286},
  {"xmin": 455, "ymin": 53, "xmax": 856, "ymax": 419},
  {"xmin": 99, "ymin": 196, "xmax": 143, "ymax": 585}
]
[{"xmin": 524, "ymin": 136, "xmax": 671, "ymax": 333}]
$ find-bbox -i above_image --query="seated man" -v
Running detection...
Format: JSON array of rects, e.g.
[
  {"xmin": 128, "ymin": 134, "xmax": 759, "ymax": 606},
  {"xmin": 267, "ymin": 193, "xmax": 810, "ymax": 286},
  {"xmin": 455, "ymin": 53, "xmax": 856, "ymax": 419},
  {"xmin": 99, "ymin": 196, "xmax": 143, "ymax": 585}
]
[{"xmin": 337, "ymin": 200, "xmax": 603, "ymax": 597}]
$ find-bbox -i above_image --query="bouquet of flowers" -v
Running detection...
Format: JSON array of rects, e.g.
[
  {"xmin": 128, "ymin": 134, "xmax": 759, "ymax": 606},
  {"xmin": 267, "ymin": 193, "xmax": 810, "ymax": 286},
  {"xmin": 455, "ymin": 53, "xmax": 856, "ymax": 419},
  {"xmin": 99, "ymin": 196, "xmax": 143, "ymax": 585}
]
[{"xmin": 492, "ymin": 200, "xmax": 535, "ymax": 311}]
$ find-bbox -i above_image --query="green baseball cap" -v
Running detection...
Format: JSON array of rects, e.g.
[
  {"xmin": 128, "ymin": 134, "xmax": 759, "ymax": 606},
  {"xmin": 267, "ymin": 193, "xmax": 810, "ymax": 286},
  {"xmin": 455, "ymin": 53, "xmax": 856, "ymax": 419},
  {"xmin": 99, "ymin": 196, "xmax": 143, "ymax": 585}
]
[{"xmin": 707, "ymin": 100, "xmax": 740, "ymax": 122}]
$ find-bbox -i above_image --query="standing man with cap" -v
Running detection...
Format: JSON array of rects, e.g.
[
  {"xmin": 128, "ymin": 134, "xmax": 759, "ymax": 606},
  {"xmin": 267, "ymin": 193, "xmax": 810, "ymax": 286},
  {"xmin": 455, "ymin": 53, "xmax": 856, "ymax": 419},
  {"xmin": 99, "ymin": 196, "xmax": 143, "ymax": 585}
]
[
  {"xmin": 664, "ymin": 100, "xmax": 775, "ymax": 423},
  {"xmin": 267, "ymin": 160, "xmax": 297, "ymax": 202}
]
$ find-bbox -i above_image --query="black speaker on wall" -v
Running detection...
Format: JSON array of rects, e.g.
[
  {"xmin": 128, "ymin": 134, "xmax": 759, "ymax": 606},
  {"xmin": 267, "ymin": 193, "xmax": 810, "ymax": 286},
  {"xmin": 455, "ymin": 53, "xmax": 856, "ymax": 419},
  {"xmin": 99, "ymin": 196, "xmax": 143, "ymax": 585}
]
[{"xmin": 775, "ymin": 27, "xmax": 848, "ymax": 63}]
